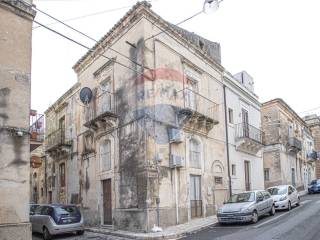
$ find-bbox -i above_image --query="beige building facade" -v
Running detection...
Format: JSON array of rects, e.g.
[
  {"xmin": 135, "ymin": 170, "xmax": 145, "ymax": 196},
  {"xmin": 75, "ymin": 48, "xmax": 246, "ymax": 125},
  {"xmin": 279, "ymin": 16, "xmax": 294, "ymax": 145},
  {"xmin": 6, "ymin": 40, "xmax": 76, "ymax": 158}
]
[
  {"xmin": 0, "ymin": 1, "xmax": 35, "ymax": 239},
  {"xmin": 262, "ymin": 99, "xmax": 316, "ymax": 190},
  {"xmin": 44, "ymin": 2, "xmax": 231, "ymax": 232}
]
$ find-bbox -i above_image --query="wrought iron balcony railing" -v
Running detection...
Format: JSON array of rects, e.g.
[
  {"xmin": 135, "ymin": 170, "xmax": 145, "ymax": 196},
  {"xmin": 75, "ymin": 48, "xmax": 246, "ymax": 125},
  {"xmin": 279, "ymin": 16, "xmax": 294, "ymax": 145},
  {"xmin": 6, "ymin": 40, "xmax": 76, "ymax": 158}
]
[
  {"xmin": 176, "ymin": 88, "xmax": 219, "ymax": 128},
  {"xmin": 84, "ymin": 91, "xmax": 117, "ymax": 129},
  {"xmin": 29, "ymin": 112, "xmax": 44, "ymax": 142},
  {"xmin": 288, "ymin": 137, "xmax": 302, "ymax": 151},
  {"xmin": 45, "ymin": 128, "xmax": 72, "ymax": 152},
  {"xmin": 235, "ymin": 123, "xmax": 263, "ymax": 144}
]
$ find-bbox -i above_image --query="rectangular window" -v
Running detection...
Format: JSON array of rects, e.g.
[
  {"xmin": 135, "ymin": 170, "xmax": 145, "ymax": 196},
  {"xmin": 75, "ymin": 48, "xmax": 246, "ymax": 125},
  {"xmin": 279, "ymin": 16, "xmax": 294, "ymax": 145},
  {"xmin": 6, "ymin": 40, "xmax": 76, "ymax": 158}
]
[
  {"xmin": 214, "ymin": 176, "xmax": 223, "ymax": 185},
  {"xmin": 228, "ymin": 108, "xmax": 234, "ymax": 124},
  {"xmin": 231, "ymin": 164, "xmax": 236, "ymax": 176},
  {"xmin": 59, "ymin": 163, "xmax": 65, "ymax": 187},
  {"xmin": 264, "ymin": 168, "xmax": 270, "ymax": 181}
]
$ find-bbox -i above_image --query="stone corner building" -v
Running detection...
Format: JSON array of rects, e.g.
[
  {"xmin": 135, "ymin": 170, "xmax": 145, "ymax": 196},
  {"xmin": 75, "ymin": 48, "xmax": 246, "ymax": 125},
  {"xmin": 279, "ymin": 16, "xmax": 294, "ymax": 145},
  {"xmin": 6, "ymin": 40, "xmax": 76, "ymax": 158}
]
[
  {"xmin": 44, "ymin": 1, "xmax": 229, "ymax": 232},
  {"xmin": 261, "ymin": 99, "xmax": 316, "ymax": 190},
  {"xmin": 0, "ymin": 0, "xmax": 36, "ymax": 239},
  {"xmin": 304, "ymin": 114, "xmax": 320, "ymax": 179}
]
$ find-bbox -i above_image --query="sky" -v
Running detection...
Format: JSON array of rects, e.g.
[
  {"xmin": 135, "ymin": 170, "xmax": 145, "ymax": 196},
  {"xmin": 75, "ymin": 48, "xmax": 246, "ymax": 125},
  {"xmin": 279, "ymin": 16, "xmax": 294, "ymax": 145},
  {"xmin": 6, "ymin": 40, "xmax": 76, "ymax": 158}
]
[{"xmin": 31, "ymin": 0, "xmax": 320, "ymax": 117}]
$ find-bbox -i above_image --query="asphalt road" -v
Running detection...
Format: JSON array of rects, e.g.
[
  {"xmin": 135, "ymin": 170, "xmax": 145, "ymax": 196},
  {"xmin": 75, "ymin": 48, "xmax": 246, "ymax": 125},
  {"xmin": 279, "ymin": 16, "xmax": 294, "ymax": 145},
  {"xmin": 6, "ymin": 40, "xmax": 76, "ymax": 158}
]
[{"xmin": 183, "ymin": 193, "xmax": 320, "ymax": 240}]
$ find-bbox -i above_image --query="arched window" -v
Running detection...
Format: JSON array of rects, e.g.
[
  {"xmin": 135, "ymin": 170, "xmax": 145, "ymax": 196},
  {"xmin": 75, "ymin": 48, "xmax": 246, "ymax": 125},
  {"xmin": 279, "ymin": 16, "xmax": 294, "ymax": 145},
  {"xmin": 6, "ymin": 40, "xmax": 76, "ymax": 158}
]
[
  {"xmin": 100, "ymin": 139, "xmax": 111, "ymax": 171},
  {"xmin": 190, "ymin": 138, "xmax": 201, "ymax": 169}
]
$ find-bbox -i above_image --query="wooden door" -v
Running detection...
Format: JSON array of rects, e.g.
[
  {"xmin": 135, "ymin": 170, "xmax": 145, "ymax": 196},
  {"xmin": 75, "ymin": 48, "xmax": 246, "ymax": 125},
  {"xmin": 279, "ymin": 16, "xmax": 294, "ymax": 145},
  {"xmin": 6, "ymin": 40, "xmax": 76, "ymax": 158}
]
[
  {"xmin": 244, "ymin": 161, "xmax": 251, "ymax": 191},
  {"xmin": 102, "ymin": 179, "xmax": 112, "ymax": 225}
]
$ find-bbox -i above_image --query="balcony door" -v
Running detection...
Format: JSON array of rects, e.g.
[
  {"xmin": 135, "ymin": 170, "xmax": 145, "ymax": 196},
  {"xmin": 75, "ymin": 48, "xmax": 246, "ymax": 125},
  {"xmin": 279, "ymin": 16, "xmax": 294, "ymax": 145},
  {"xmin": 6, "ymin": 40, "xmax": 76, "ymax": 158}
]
[
  {"xmin": 242, "ymin": 109, "xmax": 249, "ymax": 137},
  {"xmin": 100, "ymin": 79, "xmax": 111, "ymax": 115},
  {"xmin": 186, "ymin": 78, "xmax": 198, "ymax": 111},
  {"xmin": 244, "ymin": 161, "xmax": 251, "ymax": 191},
  {"xmin": 59, "ymin": 116, "xmax": 65, "ymax": 143}
]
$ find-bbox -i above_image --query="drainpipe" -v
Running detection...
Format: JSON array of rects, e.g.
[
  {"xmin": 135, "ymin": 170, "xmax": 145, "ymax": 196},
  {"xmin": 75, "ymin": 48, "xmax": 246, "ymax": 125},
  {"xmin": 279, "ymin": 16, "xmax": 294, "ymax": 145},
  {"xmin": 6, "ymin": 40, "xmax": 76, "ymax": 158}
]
[
  {"xmin": 169, "ymin": 141, "xmax": 179, "ymax": 225},
  {"xmin": 223, "ymin": 85, "xmax": 232, "ymax": 198}
]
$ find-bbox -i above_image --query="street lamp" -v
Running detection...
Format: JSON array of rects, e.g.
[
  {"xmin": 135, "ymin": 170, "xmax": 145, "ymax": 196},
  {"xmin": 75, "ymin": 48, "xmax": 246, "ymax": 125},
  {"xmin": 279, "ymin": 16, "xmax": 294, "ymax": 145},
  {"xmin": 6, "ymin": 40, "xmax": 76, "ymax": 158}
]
[{"xmin": 203, "ymin": 0, "xmax": 220, "ymax": 14}]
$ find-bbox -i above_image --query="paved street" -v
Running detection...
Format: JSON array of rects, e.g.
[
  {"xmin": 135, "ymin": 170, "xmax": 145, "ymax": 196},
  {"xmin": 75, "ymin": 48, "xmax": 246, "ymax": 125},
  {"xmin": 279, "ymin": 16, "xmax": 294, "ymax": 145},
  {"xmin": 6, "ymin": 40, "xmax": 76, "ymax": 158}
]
[
  {"xmin": 183, "ymin": 194, "xmax": 320, "ymax": 240},
  {"xmin": 32, "ymin": 231, "xmax": 128, "ymax": 240}
]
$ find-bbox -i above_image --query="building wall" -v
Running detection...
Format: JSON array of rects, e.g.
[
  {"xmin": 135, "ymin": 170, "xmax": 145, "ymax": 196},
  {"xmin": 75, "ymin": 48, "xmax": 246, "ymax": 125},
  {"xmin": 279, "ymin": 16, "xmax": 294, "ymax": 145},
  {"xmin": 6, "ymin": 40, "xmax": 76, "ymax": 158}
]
[
  {"xmin": 262, "ymin": 100, "xmax": 314, "ymax": 190},
  {"xmin": 0, "ymin": 1, "xmax": 35, "ymax": 239},
  {"xmin": 224, "ymin": 75, "xmax": 264, "ymax": 193}
]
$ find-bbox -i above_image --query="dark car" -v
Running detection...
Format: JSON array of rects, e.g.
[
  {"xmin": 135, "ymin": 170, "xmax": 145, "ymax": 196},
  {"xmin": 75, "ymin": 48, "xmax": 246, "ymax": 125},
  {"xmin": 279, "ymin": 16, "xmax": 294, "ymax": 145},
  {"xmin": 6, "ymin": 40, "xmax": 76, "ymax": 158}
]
[
  {"xmin": 308, "ymin": 179, "xmax": 320, "ymax": 194},
  {"xmin": 30, "ymin": 204, "xmax": 84, "ymax": 240}
]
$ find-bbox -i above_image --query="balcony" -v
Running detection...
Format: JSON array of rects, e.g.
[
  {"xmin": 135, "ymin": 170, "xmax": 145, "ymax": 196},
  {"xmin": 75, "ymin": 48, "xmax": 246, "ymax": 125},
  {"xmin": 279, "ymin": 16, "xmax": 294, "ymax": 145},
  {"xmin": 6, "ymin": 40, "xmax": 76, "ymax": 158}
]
[
  {"xmin": 307, "ymin": 151, "xmax": 318, "ymax": 162},
  {"xmin": 288, "ymin": 137, "xmax": 302, "ymax": 152},
  {"xmin": 84, "ymin": 91, "xmax": 117, "ymax": 130},
  {"xmin": 235, "ymin": 123, "xmax": 264, "ymax": 155},
  {"xmin": 29, "ymin": 110, "xmax": 44, "ymax": 152},
  {"xmin": 45, "ymin": 128, "xmax": 72, "ymax": 154},
  {"xmin": 176, "ymin": 88, "xmax": 219, "ymax": 133}
]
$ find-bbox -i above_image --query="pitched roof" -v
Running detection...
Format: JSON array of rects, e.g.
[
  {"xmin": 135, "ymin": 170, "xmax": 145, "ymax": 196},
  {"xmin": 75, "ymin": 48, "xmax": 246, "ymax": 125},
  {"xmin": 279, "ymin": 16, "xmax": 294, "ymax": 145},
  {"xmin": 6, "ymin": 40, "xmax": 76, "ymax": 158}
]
[{"xmin": 73, "ymin": 1, "xmax": 221, "ymax": 72}]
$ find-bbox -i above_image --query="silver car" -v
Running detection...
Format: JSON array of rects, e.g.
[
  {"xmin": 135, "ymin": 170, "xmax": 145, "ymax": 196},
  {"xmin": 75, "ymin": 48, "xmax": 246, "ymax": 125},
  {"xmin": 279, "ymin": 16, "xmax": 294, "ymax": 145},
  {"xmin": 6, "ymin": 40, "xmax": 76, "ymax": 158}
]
[
  {"xmin": 267, "ymin": 185, "xmax": 300, "ymax": 211},
  {"xmin": 217, "ymin": 191, "xmax": 275, "ymax": 224},
  {"xmin": 30, "ymin": 204, "xmax": 84, "ymax": 240}
]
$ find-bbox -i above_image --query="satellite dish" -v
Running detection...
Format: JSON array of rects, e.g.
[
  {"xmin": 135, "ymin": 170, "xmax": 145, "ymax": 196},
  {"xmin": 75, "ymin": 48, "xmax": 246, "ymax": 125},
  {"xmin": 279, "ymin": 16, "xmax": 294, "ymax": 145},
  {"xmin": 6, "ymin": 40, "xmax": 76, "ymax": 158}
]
[
  {"xmin": 203, "ymin": 0, "xmax": 219, "ymax": 14},
  {"xmin": 79, "ymin": 87, "xmax": 93, "ymax": 105}
]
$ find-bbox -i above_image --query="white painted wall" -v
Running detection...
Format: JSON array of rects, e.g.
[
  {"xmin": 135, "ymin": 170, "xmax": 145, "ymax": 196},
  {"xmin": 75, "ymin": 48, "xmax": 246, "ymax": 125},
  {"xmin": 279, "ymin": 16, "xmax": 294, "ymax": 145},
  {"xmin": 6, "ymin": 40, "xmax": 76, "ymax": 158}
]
[{"xmin": 224, "ymin": 72, "xmax": 264, "ymax": 193}]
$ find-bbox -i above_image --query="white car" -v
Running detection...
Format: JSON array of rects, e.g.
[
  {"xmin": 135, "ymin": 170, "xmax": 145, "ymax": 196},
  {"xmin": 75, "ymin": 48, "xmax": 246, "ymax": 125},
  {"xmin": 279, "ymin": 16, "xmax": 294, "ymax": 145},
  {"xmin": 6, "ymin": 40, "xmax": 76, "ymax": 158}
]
[{"xmin": 267, "ymin": 185, "xmax": 300, "ymax": 211}]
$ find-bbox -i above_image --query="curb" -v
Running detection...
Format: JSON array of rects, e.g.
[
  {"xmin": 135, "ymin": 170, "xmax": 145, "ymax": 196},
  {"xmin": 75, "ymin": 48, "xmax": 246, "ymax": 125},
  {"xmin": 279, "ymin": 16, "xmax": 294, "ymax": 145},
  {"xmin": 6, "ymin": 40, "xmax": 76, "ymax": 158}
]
[{"xmin": 86, "ymin": 218, "xmax": 217, "ymax": 240}]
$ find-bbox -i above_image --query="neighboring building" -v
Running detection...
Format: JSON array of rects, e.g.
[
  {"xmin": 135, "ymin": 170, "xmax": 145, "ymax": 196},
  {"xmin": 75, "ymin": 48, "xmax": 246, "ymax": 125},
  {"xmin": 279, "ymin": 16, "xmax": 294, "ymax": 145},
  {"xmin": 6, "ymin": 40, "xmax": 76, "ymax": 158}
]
[
  {"xmin": 30, "ymin": 110, "xmax": 46, "ymax": 204},
  {"xmin": 44, "ymin": 1, "xmax": 230, "ymax": 232},
  {"xmin": 223, "ymin": 71, "xmax": 264, "ymax": 193},
  {"xmin": 304, "ymin": 114, "xmax": 320, "ymax": 179},
  {"xmin": 44, "ymin": 83, "xmax": 80, "ymax": 205},
  {"xmin": 30, "ymin": 145, "xmax": 46, "ymax": 204},
  {"xmin": 262, "ymin": 99, "xmax": 316, "ymax": 190},
  {"xmin": 0, "ymin": 1, "xmax": 35, "ymax": 239}
]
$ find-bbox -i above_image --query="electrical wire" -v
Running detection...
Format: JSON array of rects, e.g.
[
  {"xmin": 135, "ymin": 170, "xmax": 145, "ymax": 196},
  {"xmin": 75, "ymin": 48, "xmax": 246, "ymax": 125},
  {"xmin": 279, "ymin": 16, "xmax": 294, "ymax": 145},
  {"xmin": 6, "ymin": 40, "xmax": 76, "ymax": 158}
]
[
  {"xmin": 29, "ymin": 2, "xmax": 144, "ymax": 69},
  {"xmin": 33, "ymin": 20, "xmax": 143, "ymax": 75},
  {"xmin": 32, "ymin": 5, "xmax": 133, "ymax": 29}
]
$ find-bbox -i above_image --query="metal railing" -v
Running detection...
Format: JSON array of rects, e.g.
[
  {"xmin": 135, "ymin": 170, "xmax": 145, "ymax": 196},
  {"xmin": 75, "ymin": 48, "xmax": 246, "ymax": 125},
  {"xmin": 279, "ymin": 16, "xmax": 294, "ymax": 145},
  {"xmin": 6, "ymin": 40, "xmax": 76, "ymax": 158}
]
[
  {"xmin": 85, "ymin": 91, "xmax": 116, "ymax": 123},
  {"xmin": 29, "ymin": 112, "xmax": 44, "ymax": 142},
  {"xmin": 235, "ymin": 123, "xmax": 263, "ymax": 144},
  {"xmin": 45, "ymin": 128, "xmax": 72, "ymax": 151},
  {"xmin": 288, "ymin": 137, "xmax": 302, "ymax": 151},
  {"xmin": 176, "ymin": 88, "xmax": 219, "ymax": 121}
]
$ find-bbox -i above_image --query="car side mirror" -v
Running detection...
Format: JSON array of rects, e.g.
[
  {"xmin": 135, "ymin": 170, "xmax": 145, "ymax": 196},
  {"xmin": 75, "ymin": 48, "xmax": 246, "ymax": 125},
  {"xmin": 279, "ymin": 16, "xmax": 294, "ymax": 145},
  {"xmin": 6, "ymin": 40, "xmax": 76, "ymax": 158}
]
[{"xmin": 257, "ymin": 197, "xmax": 263, "ymax": 202}]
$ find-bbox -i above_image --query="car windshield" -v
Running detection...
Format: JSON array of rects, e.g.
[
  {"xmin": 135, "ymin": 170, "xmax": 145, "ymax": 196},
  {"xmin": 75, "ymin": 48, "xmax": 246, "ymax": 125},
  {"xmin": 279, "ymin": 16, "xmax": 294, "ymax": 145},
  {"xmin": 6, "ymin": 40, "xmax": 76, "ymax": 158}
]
[
  {"xmin": 310, "ymin": 180, "xmax": 317, "ymax": 185},
  {"xmin": 54, "ymin": 206, "xmax": 80, "ymax": 217},
  {"xmin": 268, "ymin": 186, "xmax": 287, "ymax": 195},
  {"xmin": 227, "ymin": 192, "xmax": 255, "ymax": 203}
]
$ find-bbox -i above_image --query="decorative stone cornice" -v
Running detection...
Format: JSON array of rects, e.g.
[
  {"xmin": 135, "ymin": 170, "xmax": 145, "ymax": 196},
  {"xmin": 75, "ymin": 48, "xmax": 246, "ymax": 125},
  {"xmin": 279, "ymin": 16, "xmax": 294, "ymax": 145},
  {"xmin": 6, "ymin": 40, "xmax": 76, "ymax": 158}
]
[
  {"xmin": 0, "ymin": 0, "xmax": 36, "ymax": 19},
  {"xmin": 73, "ymin": 1, "xmax": 224, "ymax": 74}
]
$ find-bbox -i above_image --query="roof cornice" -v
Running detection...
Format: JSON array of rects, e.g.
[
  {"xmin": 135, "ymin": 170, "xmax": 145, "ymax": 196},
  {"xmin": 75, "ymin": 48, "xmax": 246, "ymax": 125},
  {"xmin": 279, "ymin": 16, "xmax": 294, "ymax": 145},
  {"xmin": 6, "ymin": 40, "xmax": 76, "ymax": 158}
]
[
  {"xmin": 73, "ymin": 1, "xmax": 223, "ymax": 74},
  {"xmin": 262, "ymin": 98, "xmax": 307, "ymax": 127}
]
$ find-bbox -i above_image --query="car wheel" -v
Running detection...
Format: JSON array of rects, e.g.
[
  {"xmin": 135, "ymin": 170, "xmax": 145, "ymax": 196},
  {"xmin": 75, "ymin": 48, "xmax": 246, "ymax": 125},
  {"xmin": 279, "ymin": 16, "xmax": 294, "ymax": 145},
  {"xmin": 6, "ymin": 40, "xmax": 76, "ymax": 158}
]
[
  {"xmin": 269, "ymin": 205, "xmax": 276, "ymax": 216},
  {"xmin": 43, "ymin": 227, "xmax": 52, "ymax": 240},
  {"xmin": 287, "ymin": 201, "xmax": 291, "ymax": 211},
  {"xmin": 252, "ymin": 211, "xmax": 258, "ymax": 224},
  {"xmin": 77, "ymin": 230, "xmax": 85, "ymax": 235},
  {"xmin": 296, "ymin": 197, "xmax": 300, "ymax": 206}
]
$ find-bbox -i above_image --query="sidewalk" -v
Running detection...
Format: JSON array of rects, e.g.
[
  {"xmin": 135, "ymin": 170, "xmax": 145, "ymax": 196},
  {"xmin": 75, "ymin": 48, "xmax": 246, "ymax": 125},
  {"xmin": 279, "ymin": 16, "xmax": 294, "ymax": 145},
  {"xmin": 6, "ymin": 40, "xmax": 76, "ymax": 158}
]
[{"xmin": 86, "ymin": 215, "xmax": 218, "ymax": 240}]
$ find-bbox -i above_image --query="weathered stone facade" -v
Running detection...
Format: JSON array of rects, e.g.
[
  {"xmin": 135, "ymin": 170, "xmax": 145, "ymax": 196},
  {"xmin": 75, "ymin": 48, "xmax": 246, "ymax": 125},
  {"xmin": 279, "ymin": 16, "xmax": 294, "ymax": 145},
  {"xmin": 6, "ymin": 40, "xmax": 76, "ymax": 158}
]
[
  {"xmin": 304, "ymin": 114, "xmax": 320, "ymax": 178},
  {"xmin": 44, "ymin": 2, "xmax": 231, "ymax": 232},
  {"xmin": 0, "ymin": 1, "xmax": 35, "ymax": 239},
  {"xmin": 262, "ymin": 99, "xmax": 316, "ymax": 190}
]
